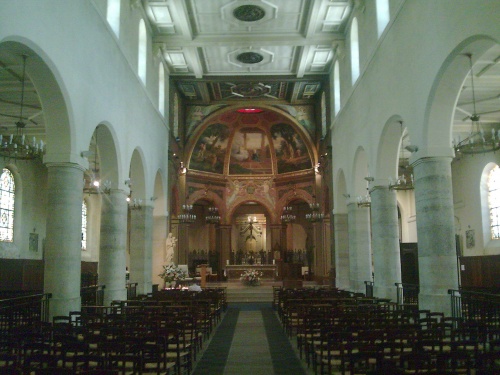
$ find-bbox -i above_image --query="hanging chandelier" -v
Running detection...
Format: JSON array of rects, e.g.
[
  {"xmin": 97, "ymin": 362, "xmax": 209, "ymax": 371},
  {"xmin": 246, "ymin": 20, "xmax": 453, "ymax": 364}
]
[
  {"xmin": 83, "ymin": 129, "xmax": 110, "ymax": 195},
  {"xmin": 357, "ymin": 176, "xmax": 372, "ymax": 207},
  {"xmin": 179, "ymin": 204, "xmax": 196, "ymax": 224},
  {"xmin": 281, "ymin": 205, "xmax": 296, "ymax": 223},
  {"xmin": 306, "ymin": 198, "xmax": 324, "ymax": 222},
  {"xmin": 389, "ymin": 122, "xmax": 414, "ymax": 191},
  {"xmin": 205, "ymin": 206, "xmax": 220, "ymax": 224},
  {"xmin": 454, "ymin": 53, "xmax": 500, "ymax": 155},
  {"xmin": 0, "ymin": 55, "xmax": 44, "ymax": 160}
]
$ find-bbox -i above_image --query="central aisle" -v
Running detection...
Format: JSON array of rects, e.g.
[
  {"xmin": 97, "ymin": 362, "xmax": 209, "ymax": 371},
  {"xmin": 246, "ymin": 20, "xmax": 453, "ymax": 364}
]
[{"xmin": 192, "ymin": 302, "xmax": 310, "ymax": 375}]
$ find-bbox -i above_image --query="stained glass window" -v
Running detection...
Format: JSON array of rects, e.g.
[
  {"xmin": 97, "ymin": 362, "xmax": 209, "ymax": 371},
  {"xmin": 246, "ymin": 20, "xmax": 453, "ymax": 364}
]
[
  {"xmin": 82, "ymin": 200, "xmax": 87, "ymax": 250},
  {"xmin": 0, "ymin": 168, "xmax": 15, "ymax": 242},
  {"xmin": 488, "ymin": 165, "xmax": 500, "ymax": 239}
]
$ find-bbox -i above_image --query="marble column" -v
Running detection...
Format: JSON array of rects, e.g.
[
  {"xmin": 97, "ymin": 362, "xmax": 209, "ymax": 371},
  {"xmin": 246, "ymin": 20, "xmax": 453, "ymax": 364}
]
[
  {"xmin": 98, "ymin": 189, "xmax": 128, "ymax": 305},
  {"xmin": 413, "ymin": 157, "xmax": 458, "ymax": 315},
  {"xmin": 333, "ymin": 213, "xmax": 349, "ymax": 290},
  {"xmin": 347, "ymin": 202, "xmax": 372, "ymax": 294},
  {"xmin": 129, "ymin": 205, "xmax": 153, "ymax": 296},
  {"xmin": 370, "ymin": 186, "xmax": 401, "ymax": 301},
  {"xmin": 44, "ymin": 163, "xmax": 85, "ymax": 319}
]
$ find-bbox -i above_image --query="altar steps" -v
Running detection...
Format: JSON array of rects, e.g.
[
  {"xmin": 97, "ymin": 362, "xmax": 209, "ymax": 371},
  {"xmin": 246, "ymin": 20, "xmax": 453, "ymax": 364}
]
[{"xmin": 207, "ymin": 280, "xmax": 319, "ymax": 303}]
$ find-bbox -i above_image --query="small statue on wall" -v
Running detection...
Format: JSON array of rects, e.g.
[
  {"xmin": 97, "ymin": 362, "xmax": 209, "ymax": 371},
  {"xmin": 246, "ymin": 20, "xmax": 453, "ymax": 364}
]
[{"xmin": 165, "ymin": 233, "xmax": 178, "ymax": 264}]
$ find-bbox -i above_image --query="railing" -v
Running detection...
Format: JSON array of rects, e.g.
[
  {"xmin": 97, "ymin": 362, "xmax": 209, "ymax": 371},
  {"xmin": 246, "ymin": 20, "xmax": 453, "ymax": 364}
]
[
  {"xmin": 0, "ymin": 293, "xmax": 52, "ymax": 334},
  {"xmin": 126, "ymin": 282, "xmax": 138, "ymax": 300},
  {"xmin": 395, "ymin": 282, "xmax": 419, "ymax": 308},
  {"xmin": 449, "ymin": 288, "xmax": 500, "ymax": 325},
  {"xmin": 81, "ymin": 285, "xmax": 105, "ymax": 306},
  {"xmin": 364, "ymin": 281, "xmax": 374, "ymax": 297}
]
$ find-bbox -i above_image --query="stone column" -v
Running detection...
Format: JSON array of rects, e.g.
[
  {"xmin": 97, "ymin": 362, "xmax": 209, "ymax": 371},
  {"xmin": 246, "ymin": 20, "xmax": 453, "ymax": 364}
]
[
  {"xmin": 370, "ymin": 186, "xmax": 401, "ymax": 301},
  {"xmin": 322, "ymin": 216, "xmax": 332, "ymax": 278},
  {"xmin": 347, "ymin": 202, "xmax": 372, "ymax": 294},
  {"xmin": 98, "ymin": 189, "xmax": 128, "ymax": 305},
  {"xmin": 219, "ymin": 225, "xmax": 232, "ymax": 279},
  {"xmin": 152, "ymin": 213, "xmax": 168, "ymax": 288},
  {"xmin": 44, "ymin": 163, "xmax": 85, "ymax": 319},
  {"xmin": 413, "ymin": 157, "xmax": 458, "ymax": 315},
  {"xmin": 176, "ymin": 222, "xmax": 189, "ymax": 265},
  {"xmin": 269, "ymin": 224, "xmax": 283, "ymax": 259},
  {"xmin": 129, "ymin": 205, "xmax": 153, "ymax": 296},
  {"xmin": 334, "ymin": 213, "xmax": 349, "ymax": 290}
]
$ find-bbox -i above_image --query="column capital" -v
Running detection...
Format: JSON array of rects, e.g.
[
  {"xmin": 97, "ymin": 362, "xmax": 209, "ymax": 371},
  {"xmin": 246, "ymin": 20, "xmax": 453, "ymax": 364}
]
[
  {"xmin": 45, "ymin": 161, "xmax": 86, "ymax": 173},
  {"xmin": 410, "ymin": 155, "xmax": 453, "ymax": 169}
]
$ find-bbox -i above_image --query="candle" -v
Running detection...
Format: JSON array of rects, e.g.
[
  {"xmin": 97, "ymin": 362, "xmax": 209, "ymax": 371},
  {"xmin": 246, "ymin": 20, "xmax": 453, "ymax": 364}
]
[
  {"xmin": 226, "ymin": 260, "xmax": 229, "ymax": 265},
  {"xmin": 9, "ymin": 134, "xmax": 13, "ymax": 144},
  {"xmin": 21, "ymin": 135, "xmax": 25, "ymax": 145},
  {"xmin": 273, "ymin": 259, "xmax": 275, "ymax": 265}
]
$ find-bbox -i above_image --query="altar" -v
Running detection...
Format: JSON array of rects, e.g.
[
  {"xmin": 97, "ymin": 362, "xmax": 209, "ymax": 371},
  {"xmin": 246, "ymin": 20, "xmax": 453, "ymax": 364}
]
[{"xmin": 225, "ymin": 264, "xmax": 276, "ymax": 281}]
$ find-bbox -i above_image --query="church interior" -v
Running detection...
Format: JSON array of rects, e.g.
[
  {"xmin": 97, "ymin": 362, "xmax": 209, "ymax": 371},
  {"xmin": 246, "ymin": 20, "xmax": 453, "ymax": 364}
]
[{"xmin": 1, "ymin": 1, "xmax": 500, "ymax": 374}]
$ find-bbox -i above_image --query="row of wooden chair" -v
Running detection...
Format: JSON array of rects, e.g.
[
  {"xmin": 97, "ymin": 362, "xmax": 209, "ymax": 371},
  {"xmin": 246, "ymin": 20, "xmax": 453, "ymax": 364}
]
[{"xmin": 275, "ymin": 287, "xmax": 500, "ymax": 374}]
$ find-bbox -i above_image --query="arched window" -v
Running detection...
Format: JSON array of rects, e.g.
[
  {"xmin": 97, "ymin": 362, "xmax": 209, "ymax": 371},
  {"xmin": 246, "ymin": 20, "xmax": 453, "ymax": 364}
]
[
  {"xmin": 159, "ymin": 63, "xmax": 165, "ymax": 116},
  {"xmin": 350, "ymin": 17, "xmax": 360, "ymax": 84},
  {"xmin": 82, "ymin": 200, "xmax": 88, "ymax": 250},
  {"xmin": 0, "ymin": 168, "xmax": 15, "ymax": 242},
  {"xmin": 488, "ymin": 165, "xmax": 500, "ymax": 239},
  {"xmin": 333, "ymin": 60, "xmax": 341, "ymax": 115},
  {"xmin": 375, "ymin": 0, "xmax": 390, "ymax": 37},
  {"xmin": 107, "ymin": 0, "xmax": 121, "ymax": 37},
  {"xmin": 138, "ymin": 19, "xmax": 147, "ymax": 84}
]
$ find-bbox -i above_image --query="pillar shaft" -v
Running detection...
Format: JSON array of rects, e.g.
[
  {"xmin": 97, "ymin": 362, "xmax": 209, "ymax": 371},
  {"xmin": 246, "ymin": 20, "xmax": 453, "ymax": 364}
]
[
  {"xmin": 219, "ymin": 225, "xmax": 232, "ymax": 279},
  {"xmin": 413, "ymin": 157, "xmax": 458, "ymax": 315},
  {"xmin": 370, "ymin": 186, "xmax": 401, "ymax": 301},
  {"xmin": 44, "ymin": 163, "xmax": 85, "ymax": 319},
  {"xmin": 333, "ymin": 213, "xmax": 349, "ymax": 290},
  {"xmin": 99, "ymin": 189, "xmax": 128, "ymax": 305},
  {"xmin": 129, "ymin": 205, "xmax": 153, "ymax": 295},
  {"xmin": 347, "ymin": 202, "xmax": 372, "ymax": 293},
  {"xmin": 152, "ymin": 214, "xmax": 168, "ymax": 288}
]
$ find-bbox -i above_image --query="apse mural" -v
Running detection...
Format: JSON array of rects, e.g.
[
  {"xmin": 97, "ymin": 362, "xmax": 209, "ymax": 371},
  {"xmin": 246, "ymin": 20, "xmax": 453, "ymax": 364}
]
[
  {"xmin": 271, "ymin": 123, "xmax": 312, "ymax": 174},
  {"xmin": 190, "ymin": 123, "xmax": 229, "ymax": 174},
  {"xmin": 273, "ymin": 104, "xmax": 316, "ymax": 137},
  {"xmin": 229, "ymin": 127, "xmax": 272, "ymax": 174},
  {"xmin": 186, "ymin": 105, "xmax": 227, "ymax": 138}
]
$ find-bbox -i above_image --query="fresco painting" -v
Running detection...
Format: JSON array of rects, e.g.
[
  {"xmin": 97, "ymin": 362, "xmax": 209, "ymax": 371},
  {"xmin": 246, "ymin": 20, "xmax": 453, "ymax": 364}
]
[
  {"xmin": 229, "ymin": 128, "xmax": 272, "ymax": 175},
  {"xmin": 271, "ymin": 123, "xmax": 312, "ymax": 174},
  {"xmin": 190, "ymin": 123, "xmax": 229, "ymax": 174}
]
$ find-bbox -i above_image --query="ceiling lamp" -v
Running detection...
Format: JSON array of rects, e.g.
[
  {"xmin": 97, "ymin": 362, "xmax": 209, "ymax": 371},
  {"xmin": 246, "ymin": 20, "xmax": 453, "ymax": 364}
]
[
  {"xmin": 0, "ymin": 55, "xmax": 44, "ymax": 160},
  {"xmin": 205, "ymin": 206, "xmax": 220, "ymax": 224},
  {"xmin": 179, "ymin": 204, "xmax": 196, "ymax": 224},
  {"xmin": 306, "ymin": 198, "xmax": 324, "ymax": 223},
  {"xmin": 281, "ymin": 205, "xmax": 296, "ymax": 224},
  {"xmin": 389, "ymin": 122, "xmax": 414, "ymax": 191},
  {"xmin": 454, "ymin": 53, "xmax": 500, "ymax": 155}
]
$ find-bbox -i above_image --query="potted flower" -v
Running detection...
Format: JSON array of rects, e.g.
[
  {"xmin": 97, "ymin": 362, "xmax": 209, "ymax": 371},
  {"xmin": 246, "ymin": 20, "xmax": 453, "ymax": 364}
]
[
  {"xmin": 159, "ymin": 264, "xmax": 187, "ymax": 288},
  {"xmin": 240, "ymin": 269, "xmax": 262, "ymax": 286}
]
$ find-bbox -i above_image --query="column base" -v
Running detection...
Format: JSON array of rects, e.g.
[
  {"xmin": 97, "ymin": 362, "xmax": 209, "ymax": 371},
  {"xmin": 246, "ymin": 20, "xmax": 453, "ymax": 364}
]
[{"xmin": 49, "ymin": 296, "xmax": 81, "ymax": 321}]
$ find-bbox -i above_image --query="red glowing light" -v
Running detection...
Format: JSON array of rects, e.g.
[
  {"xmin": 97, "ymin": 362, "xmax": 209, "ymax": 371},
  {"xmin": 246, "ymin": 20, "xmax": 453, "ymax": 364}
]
[{"xmin": 237, "ymin": 108, "xmax": 263, "ymax": 114}]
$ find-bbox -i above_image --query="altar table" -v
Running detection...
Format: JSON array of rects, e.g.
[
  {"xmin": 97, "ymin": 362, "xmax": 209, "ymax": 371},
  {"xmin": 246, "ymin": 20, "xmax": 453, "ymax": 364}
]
[{"xmin": 225, "ymin": 264, "xmax": 276, "ymax": 280}]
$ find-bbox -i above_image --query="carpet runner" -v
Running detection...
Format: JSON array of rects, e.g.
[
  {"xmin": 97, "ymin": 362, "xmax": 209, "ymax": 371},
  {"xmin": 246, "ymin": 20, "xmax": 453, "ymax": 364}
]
[{"xmin": 192, "ymin": 302, "xmax": 307, "ymax": 375}]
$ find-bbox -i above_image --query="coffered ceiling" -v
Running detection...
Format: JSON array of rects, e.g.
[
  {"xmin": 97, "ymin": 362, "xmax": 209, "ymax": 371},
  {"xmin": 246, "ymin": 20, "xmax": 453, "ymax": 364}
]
[{"xmin": 146, "ymin": 0, "xmax": 351, "ymax": 104}]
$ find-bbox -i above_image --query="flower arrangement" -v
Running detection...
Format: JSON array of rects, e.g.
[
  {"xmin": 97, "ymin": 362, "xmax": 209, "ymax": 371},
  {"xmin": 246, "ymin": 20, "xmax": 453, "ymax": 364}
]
[
  {"xmin": 159, "ymin": 264, "xmax": 187, "ymax": 283},
  {"xmin": 240, "ymin": 269, "xmax": 262, "ymax": 286}
]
